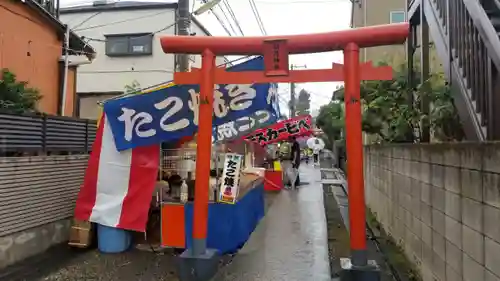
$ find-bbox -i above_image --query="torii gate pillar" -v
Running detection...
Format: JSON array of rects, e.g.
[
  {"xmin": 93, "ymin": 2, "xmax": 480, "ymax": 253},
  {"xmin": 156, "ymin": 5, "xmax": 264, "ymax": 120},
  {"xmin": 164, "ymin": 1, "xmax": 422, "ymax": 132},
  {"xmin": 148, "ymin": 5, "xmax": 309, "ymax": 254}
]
[{"xmin": 161, "ymin": 23, "xmax": 408, "ymax": 281}]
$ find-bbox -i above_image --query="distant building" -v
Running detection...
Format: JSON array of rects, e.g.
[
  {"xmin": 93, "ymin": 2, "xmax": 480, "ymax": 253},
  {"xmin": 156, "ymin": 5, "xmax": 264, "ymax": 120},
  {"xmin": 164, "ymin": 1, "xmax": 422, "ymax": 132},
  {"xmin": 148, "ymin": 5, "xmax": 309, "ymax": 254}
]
[
  {"xmin": 351, "ymin": 0, "xmax": 407, "ymax": 64},
  {"xmin": 0, "ymin": 0, "xmax": 95, "ymax": 116},
  {"xmin": 60, "ymin": 1, "xmax": 229, "ymax": 120},
  {"xmin": 351, "ymin": 0, "xmax": 442, "ymax": 70}
]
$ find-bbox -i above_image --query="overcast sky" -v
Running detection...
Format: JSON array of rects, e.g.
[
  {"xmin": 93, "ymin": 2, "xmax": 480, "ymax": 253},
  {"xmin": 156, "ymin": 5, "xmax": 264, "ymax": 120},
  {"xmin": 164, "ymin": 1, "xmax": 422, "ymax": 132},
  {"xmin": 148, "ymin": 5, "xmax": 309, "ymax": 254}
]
[{"xmin": 61, "ymin": 0, "xmax": 352, "ymax": 113}]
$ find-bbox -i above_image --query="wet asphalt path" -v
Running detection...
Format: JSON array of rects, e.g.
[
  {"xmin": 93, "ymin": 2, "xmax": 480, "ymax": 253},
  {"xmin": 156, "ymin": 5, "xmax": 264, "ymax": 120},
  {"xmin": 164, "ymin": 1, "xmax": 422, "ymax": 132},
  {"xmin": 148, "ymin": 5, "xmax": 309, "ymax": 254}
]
[{"xmin": 213, "ymin": 163, "xmax": 331, "ymax": 281}]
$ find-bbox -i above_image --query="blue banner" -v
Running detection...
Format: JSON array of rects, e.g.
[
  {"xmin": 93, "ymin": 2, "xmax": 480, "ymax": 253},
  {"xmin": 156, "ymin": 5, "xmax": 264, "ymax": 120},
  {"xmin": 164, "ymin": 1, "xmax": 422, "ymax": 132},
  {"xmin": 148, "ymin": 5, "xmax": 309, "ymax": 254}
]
[
  {"xmin": 213, "ymin": 110, "xmax": 279, "ymax": 143},
  {"xmin": 103, "ymin": 56, "xmax": 279, "ymax": 151}
]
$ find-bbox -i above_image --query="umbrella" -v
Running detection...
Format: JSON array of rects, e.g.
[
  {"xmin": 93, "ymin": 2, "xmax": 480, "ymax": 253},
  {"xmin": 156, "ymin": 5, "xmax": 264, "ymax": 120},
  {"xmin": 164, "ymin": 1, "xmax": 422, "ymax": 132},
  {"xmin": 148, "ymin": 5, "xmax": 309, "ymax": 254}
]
[{"xmin": 306, "ymin": 137, "xmax": 325, "ymax": 151}]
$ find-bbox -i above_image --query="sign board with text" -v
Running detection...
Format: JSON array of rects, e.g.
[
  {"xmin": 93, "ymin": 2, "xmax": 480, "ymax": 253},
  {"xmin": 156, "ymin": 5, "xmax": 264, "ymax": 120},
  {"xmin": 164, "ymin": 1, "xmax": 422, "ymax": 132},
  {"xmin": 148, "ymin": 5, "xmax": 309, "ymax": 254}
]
[
  {"xmin": 218, "ymin": 153, "xmax": 243, "ymax": 204},
  {"xmin": 103, "ymin": 57, "xmax": 279, "ymax": 151},
  {"xmin": 244, "ymin": 115, "xmax": 313, "ymax": 145},
  {"xmin": 214, "ymin": 110, "xmax": 278, "ymax": 143}
]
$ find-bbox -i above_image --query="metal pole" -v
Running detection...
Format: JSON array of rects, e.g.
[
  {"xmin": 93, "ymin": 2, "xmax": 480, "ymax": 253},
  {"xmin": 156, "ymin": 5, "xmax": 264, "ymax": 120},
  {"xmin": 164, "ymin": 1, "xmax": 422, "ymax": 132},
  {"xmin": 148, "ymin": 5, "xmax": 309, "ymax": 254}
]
[
  {"xmin": 420, "ymin": 5, "xmax": 430, "ymax": 142},
  {"xmin": 61, "ymin": 25, "xmax": 70, "ymax": 116},
  {"xmin": 290, "ymin": 65, "xmax": 296, "ymax": 117},
  {"xmin": 343, "ymin": 43, "xmax": 367, "ymax": 267},
  {"xmin": 215, "ymin": 125, "xmax": 220, "ymax": 199},
  {"xmin": 56, "ymin": 0, "xmax": 61, "ymax": 18},
  {"xmin": 192, "ymin": 49, "xmax": 215, "ymax": 256},
  {"xmin": 289, "ymin": 64, "xmax": 306, "ymax": 117},
  {"xmin": 177, "ymin": 0, "xmax": 191, "ymax": 72}
]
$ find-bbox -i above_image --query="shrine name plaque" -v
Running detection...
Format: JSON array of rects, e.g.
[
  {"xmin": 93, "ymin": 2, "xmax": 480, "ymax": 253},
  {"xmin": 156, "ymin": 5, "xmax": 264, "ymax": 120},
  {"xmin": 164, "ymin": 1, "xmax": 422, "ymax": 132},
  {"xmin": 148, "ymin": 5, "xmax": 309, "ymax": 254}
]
[{"xmin": 263, "ymin": 39, "xmax": 289, "ymax": 77}]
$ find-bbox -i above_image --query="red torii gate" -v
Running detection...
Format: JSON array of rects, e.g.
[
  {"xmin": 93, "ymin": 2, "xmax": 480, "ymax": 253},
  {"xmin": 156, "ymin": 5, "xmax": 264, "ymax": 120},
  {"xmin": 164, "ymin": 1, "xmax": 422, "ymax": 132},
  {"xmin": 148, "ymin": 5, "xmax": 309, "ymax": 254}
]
[{"xmin": 161, "ymin": 23, "xmax": 409, "ymax": 278}]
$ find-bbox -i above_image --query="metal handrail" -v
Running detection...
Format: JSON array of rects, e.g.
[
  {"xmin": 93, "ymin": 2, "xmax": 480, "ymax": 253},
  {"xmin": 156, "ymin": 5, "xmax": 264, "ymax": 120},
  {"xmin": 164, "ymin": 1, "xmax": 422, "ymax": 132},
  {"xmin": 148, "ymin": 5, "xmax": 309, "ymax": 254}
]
[{"xmin": 495, "ymin": 0, "xmax": 500, "ymax": 11}]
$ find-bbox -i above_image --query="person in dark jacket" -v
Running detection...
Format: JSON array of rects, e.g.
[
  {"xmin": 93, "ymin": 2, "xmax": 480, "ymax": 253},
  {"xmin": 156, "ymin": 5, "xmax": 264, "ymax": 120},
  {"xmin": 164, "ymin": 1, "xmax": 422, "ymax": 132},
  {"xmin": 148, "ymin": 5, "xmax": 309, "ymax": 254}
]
[{"xmin": 287, "ymin": 136, "xmax": 301, "ymax": 189}]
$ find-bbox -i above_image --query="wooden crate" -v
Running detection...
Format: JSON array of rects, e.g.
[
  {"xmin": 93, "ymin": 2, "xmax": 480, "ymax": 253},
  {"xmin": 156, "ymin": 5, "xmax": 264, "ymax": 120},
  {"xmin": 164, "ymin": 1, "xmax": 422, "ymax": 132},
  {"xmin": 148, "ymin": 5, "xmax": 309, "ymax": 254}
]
[{"xmin": 68, "ymin": 219, "xmax": 93, "ymax": 248}]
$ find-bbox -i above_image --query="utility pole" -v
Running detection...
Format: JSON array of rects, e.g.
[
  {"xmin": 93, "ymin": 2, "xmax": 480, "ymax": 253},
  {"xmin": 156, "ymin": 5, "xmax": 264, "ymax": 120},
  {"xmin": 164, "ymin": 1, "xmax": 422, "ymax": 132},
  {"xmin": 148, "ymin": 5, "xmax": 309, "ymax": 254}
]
[
  {"xmin": 290, "ymin": 76, "xmax": 296, "ymax": 118},
  {"xmin": 61, "ymin": 25, "xmax": 70, "ymax": 116},
  {"xmin": 289, "ymin": 64, "xmax": 306, "ymax": 117},
  {"xmin": 177, "ymin": 0, "xmax": 191, "ymax": 72}
]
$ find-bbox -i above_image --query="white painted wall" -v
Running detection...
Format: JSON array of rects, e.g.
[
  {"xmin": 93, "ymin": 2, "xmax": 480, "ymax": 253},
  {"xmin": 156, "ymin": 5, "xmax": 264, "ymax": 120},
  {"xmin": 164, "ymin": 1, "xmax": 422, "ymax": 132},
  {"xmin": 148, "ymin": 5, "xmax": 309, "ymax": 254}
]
[{"xmin": 60, "ymin": 8, "xmax": 228, "ymax": 94}]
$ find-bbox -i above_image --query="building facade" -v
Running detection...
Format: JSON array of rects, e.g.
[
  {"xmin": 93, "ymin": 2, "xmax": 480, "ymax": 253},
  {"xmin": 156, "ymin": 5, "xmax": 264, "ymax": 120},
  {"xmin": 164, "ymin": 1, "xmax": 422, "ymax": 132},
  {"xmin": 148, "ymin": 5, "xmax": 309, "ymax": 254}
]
[
  {"xmin": 351, "ymin": 0, "xmax": 443, "ymax": 71},
  {"xmin": 351, "ymin": 0, "xmax": 407, "ymax": 64},
  {"xmin": 60, "ymin": 1, "xmax": 228, "ymax": 120},
  {"xmin": 0, "ymin": 0, "xmax": 94, "ymax": 116}
]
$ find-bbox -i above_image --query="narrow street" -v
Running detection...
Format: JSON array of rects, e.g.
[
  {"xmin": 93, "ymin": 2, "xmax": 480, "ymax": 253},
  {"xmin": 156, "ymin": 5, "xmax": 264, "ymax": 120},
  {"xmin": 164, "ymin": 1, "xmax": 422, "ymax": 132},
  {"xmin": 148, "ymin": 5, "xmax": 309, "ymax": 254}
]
[
  {"xmin": 3, "ymin": 163, "xmax": 333, "ymax": 281},
  {"xmin": 213, "ymin": 163, "xmax": 331, "ymax": 281}
]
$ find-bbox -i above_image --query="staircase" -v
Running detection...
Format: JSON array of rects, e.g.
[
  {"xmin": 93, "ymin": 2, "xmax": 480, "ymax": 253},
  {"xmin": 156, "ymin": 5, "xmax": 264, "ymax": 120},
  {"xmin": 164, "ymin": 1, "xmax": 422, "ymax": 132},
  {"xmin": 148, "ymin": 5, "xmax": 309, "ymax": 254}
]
[{"xmin": 409, "ymin": 0, "xmax": 500, "ymax": 140}]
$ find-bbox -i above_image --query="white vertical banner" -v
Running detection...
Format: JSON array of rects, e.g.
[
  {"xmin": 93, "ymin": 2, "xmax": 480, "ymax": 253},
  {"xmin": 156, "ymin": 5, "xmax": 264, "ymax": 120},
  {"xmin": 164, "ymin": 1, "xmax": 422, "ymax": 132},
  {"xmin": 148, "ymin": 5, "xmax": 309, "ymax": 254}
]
[{"xmin": 218, "ymin": 153, "xmax": 243, "ymax": 204}]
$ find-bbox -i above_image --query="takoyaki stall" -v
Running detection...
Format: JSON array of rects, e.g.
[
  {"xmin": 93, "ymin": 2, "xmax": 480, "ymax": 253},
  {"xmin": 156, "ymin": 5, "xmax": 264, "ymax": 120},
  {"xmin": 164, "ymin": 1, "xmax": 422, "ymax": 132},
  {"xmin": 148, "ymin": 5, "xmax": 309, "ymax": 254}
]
[
  {"xmin": 159, "ymin": 139, "xmax": 268, "ymax": 253},
  {"xmin": 72, "ymin": 56, "xmax": 280, "ymax": 254}
]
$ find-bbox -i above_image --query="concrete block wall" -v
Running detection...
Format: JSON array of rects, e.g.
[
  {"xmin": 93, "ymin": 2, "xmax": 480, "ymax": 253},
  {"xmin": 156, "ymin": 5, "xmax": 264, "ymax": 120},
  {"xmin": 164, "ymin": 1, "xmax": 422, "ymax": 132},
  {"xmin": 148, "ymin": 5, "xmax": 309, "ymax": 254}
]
[
  {"xmin": 364, "ymin": 143, "xmax": 500, "ymax": 281},
  {"xmin": 0, "ymin": 155, "xmax": 88, "ymax": 269}
]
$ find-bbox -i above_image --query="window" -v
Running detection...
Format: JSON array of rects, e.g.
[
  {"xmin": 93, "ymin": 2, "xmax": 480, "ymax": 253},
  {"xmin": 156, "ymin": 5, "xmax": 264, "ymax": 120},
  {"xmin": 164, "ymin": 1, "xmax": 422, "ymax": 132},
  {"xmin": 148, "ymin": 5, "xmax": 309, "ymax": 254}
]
[
  {"xmin": 390, "ymin": 11, "xmax": 406, "ymax": 23},
  {"xmin": 105, "ymin": 33, "xmax": 153, "ymax": 56}
]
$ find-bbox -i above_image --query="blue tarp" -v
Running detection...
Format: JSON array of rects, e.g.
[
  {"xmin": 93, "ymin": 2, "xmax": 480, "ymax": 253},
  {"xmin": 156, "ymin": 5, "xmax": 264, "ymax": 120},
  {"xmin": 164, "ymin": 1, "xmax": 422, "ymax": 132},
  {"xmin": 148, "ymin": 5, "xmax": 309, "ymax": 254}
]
[{"xmin": 184, "ymin": 184, "xmax": 265, "ymax": 254}]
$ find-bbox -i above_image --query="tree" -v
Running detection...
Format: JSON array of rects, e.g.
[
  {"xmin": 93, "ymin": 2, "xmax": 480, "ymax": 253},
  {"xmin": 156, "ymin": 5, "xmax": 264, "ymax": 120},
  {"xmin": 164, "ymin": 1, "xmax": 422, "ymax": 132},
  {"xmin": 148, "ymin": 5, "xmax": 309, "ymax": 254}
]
[
  {"xmin": 315, "ymin": 101, "xmax": 344, "ymax": 149},
  {"xmin": 295, "ymin": 89, "xmax": 311, "ymax": 115},
  {"xmin": 317, "ymin": 61, "xmax": 463, "ymax": 143},
  {"xmin": 0, "ymin": 69, "xmax": 41, "ymax": 114}
]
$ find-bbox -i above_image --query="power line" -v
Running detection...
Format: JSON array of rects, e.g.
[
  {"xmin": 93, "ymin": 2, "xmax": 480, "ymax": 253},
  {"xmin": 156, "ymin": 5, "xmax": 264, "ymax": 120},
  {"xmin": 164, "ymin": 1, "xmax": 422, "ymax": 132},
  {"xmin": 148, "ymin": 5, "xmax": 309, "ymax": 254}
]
[
  {"xmin": 1, "ymin": 3, "xmax": 45, "ymax": 26},
  {"xmin": 222, "ymin": 0, "xmax": 245, "ymax": 36},
  {"xmin": 72, "ymin": 10, "xmax": 170, "ymax": 31},
  {"xmin": 198, "ymin": 0, "xmax": 245, "ymax": 36},
  {"xmin": 278, "ymin": 85, "xmax": 336, "ymax": 108},
  {"xmin": 216, "ymin": 2, "xmax": 239, "ymax": 36},
  {"xmin": 255, "ymin": 1, "xmax": 268, "ymax": 35},
  {"xmin": 71, "ymin": 11, "xmax": 102, "ymax": 30},
  {"xmin": 0, "ymin": 31, "xmax": 94, "ymax": 56},
  {"xmin": 200, "ymin": 0, "xmax": 232, "ymax": 36},
  {"xmin": 248, "ymin": 0, "xmax": 267, "ymax": 35},
  {"xmin": 99, "ymin": 55, "xmax": 259, "ymax": 104},
  {"xmin": 69, "ymin": 0, "xmax": 128, "ymax": 31},
  {"xmin": 81, "ymin": 22, "xmax": 176, "ymax": 44},
  {"xmin": 276, "ymin": 93, "xmax": 290, "ymax": 116},
  {"xmin": 208, "ymin": 7, "xmax": 233, "ymax": 35}
]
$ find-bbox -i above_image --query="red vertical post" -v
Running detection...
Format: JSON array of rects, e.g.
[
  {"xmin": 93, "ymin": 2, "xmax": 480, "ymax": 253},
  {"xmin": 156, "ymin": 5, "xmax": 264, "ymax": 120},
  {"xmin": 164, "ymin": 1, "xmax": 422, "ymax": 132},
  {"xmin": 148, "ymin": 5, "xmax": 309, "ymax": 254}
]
[
  {"xmin": 343, "ymin": 42, "xmax": 368, "ymax": 266},
  {"xmin": 192, "ymin": 48, "xmax": 215, "ymax": 255}
]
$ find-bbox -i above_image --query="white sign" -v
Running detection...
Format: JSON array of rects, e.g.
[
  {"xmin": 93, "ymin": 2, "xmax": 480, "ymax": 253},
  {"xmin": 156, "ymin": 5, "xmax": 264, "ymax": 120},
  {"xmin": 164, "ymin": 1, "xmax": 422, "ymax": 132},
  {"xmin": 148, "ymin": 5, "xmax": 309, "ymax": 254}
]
[
  {"xmin": 218, "ymin": 153, "xmax": 243, "ymax": 204},
  {"xmin": 216, "ymin": 110, "xmax": 273, "ymax": 142}
]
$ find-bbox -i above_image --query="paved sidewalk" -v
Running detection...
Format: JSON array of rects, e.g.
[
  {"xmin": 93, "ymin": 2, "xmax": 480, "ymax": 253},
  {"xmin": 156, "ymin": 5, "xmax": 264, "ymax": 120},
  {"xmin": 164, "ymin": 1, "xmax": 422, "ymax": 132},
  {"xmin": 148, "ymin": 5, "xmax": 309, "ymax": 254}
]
[{"xmin": 213, "ymin": 164, "xmax": 331, "ymax": 281}]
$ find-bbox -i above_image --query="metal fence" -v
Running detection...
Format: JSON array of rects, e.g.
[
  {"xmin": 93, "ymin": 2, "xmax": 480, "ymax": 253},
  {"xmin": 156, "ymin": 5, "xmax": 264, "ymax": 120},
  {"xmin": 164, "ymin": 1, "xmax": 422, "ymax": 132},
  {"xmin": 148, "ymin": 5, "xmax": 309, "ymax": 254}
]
[
  {"xmin": 0, "ymin": 155, "xmax": 88, "ymax": 237},
  {"xmin": 0, "ymin": 112, "xmax": 97, "ymax": 154}
]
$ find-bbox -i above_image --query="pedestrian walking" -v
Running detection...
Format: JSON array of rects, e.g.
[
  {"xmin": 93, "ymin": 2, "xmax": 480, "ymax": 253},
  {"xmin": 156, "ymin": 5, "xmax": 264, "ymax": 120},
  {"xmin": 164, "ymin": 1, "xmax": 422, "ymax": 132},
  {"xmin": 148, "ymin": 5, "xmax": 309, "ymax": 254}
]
[
  {"xmin": 283, "ymin": 136, "xmax": 301, "ymax": 189},
  {"xmin": 313, "ymin": 147, "xmax": 320, "ymax": 165}
]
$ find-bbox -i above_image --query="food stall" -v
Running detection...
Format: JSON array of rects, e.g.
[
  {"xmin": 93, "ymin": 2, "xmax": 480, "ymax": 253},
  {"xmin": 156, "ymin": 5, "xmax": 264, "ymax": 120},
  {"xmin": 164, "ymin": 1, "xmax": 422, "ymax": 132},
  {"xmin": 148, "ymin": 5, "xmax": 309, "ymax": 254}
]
[
  {"xmin": 244, "ymin": 114, "xmax": 314, "ymax": 191},
  {"xmin": 72, "ymin": 56, "xmax": 280, "ymax": 254},
  {"xmin": 158, "ymin": 139, "xmax": 266, "ymax": 254}
]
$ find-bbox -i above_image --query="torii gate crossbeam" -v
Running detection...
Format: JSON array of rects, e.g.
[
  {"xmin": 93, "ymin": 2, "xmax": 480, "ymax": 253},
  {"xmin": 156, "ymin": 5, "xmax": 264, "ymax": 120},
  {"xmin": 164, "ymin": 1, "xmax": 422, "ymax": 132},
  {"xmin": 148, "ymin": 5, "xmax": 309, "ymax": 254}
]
[{"xmin": 161, "ymin": 23, "xmax": 409, "ymax": 280}]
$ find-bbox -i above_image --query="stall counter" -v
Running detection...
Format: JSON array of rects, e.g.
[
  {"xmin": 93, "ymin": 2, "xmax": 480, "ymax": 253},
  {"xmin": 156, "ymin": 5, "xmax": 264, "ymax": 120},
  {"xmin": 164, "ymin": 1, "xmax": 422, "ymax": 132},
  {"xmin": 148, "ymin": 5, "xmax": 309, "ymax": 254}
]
[{"xmin": 160, "ymin": 177, "xmax": 264, "ymax": 254}]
